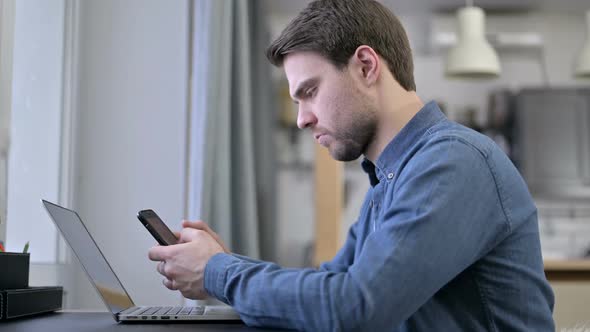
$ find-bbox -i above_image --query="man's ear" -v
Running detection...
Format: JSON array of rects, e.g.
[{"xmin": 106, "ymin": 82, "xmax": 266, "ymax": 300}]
[{"xmin": 352, "ymin": 45, "xmax": 380, "ymax": 86}]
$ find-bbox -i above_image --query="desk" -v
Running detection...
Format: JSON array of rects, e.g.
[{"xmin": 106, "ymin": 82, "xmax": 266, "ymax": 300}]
[
  {"xmin": 0, "ymin": 312, "xmax": 284, "ymax": 332},
  {"xmin": 544, "ymin": 259, "xmax": 590, "ymax": 281}
]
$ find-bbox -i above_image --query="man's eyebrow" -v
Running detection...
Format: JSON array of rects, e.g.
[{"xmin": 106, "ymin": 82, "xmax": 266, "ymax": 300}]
[{"xmin": 292, "ymin": 78, "xmax": 318, "ymax": 103}]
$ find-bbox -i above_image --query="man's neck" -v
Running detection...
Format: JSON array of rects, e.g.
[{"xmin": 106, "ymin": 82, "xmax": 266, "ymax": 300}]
[{"xmin": 364, "ymin": 90, "xmax": 423, "ymax": 162}]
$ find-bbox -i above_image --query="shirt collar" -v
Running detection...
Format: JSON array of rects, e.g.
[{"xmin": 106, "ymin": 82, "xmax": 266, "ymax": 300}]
[{"xmin": 361, "ymin": 101, "xmax": 447, "ymax": 186}]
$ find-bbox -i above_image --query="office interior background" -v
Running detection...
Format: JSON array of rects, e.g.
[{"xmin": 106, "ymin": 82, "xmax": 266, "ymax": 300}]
[{"xmin": 0, "ymin": 0, "xmax": 589, "ymax": 329}]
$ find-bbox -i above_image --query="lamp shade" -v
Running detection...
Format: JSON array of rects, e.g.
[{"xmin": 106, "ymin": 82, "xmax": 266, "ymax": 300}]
[
  {"xmin": 446, "ymin": 6, "xmax": 500, "ymax": 78},
  {"xmin": 574, "ymin": 10, "xmax": 590, "ymax": 78}
]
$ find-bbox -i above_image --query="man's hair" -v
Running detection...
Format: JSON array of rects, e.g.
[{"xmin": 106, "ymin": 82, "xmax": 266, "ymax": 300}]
[{"xmin": 266, "ymin": 0, "xmax": 416, "ymax": 92}]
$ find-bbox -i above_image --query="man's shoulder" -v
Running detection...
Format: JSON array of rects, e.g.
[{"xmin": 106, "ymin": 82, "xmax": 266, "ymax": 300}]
[
  {"xmin": 418, "ymin": 120, "xmax": 535, "ymax": 224},
  {"xmin": 420, "ymin": 121, "xmax": 497, "ymax": 159}
]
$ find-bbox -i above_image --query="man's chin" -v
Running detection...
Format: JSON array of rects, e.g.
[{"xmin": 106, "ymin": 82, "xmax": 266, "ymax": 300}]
[{"xmin": 328, "ymin": 145, "xmax": 362, "ymax": 162}]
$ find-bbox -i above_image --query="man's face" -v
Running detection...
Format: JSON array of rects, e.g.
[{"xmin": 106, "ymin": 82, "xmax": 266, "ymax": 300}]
[{"xmin": 283, "ymin": 52, "xmax": 378, "ymax": 162}]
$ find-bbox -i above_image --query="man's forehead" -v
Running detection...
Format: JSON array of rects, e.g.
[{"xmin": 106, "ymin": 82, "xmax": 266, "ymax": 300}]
[{"xmin": 283, "ymin": 52, "xmax": 331, "ymax": 92}]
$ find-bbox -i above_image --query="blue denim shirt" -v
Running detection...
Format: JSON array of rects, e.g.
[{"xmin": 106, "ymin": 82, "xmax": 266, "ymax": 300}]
[{"xmin": 204, "ymin": 101, "xmax": 555, "ymax": 331}]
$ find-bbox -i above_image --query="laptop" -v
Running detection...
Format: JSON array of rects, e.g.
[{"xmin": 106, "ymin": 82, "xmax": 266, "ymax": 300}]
[{"xmin": 42, "ymin": 199, "xmax": 241, "ymax": 322}]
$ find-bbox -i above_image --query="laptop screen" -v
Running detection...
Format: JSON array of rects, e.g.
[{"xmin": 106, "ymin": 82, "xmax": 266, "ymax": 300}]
[{"xmin": 42, "ymin": 200, "xmax": 135, "ymax": 315}]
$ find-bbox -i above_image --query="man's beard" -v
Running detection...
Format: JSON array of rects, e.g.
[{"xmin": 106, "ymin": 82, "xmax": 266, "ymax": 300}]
[{"xmin": 328, "ymin": 105, "xmax": 378, "ymax": 162}]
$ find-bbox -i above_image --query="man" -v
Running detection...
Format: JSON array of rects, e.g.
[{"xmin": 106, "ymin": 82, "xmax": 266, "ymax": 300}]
[{"xmin": 148, "ymin": 0, "xmax": 555, "ymax": 330}]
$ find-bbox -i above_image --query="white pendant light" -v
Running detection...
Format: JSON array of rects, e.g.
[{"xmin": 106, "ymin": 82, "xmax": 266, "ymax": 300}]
[
  {"xmin": 445, "ymin": 5, "xmax": 500, "ymax": 78},
  {"xmin": 574, "ymin": 10, "xmax": 590, "ymax": 78}
]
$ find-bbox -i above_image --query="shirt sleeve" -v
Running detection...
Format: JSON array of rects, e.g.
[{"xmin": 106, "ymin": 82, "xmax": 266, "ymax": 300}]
[
  {"xmin": 318, "ymin": 220, "xmax": 360, "ymax": 272},
  {"xmin": 204, "ymin": 137, "xmax": 509, "ymax": 331},
  {"xmin": 230, "ymin": 253, "xmax": 263, "ymax": 264}
]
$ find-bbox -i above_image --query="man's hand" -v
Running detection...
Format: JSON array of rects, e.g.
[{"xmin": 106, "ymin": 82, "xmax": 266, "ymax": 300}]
[
  {"xmin": 181, "ymin": 220, "xmax": 230, "ymax": 254},
  {"xmin": 148, "ymin": 228, "xmax": 224, "ymax": 299}
]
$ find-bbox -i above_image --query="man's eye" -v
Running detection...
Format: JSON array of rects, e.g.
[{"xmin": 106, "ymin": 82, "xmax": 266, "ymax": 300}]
[{"xmin": 306, "ymin": 87, "xmax": 316, "ymax": 97}]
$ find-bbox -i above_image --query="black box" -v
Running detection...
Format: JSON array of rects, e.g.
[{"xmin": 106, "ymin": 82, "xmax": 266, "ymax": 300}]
[
  {"xmin": 0, "ymin": 286, "xmax": 63, "ymax": 320},
  {"xmin": 0, "ymin": 252, "xmax": 30, "ymax": 289}
]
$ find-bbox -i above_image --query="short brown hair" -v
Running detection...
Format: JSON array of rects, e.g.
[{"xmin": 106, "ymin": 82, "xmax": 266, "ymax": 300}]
[{"xmin": 266, "ymin": 0, "xmax": 416, "ymax": 91}]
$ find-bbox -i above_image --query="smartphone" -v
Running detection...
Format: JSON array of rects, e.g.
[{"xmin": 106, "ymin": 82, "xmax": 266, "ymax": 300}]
[{"xmin": 137, "ymin": 209, "xmax": 178, "ymax": 246}]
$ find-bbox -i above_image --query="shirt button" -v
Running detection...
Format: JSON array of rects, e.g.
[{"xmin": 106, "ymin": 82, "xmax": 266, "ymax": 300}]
[{"xmin": 387, "ymin": 173, "xmax": 394, "ymax": 179}]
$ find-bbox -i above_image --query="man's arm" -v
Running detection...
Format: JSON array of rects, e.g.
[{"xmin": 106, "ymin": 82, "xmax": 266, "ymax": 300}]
[
  {"xmin": 233, "ymin": 206, "xmax": 361, "ymax": 270},
  {"xmin": 318, "ymin": 219, "xmax": 360, "ymax": 272},
  {"xmin": 204, "ymin": 137, "xmax": 510, "ymax": 331}
]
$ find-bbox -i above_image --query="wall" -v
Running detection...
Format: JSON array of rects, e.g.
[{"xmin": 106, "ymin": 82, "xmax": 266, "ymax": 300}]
[{"xmin": 69, "ymin": 0, "xmax": 190, "ymax": 308}]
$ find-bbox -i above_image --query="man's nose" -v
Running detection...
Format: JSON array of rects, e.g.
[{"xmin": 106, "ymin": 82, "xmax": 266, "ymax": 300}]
[{"xmin": 296, "ymin": 105, "xmax": 317, "ymax": 129}]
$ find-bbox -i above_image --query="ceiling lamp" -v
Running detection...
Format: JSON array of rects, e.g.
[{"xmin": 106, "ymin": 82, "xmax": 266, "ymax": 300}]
[
  {"xmin": 445, "ymin": 4, "xmax": 500, "ymax": 78},
  {"xmin": 574, "ymin": 10, "xmax": 590, "ymax": 78}
]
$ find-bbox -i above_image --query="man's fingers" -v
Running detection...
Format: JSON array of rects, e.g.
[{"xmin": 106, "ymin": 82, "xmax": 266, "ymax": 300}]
[
  {"xmin": 179, "ymin": 227, "xmax": 205, "ymax": 243},
  {"xmin": 182, "ymin": 220, "xmax": 230, "ymax": 253},
  {"xmin": 156, "ymin": 261, "xmax": 165, "ymax": 276},
  {"xmin": 163, "ymin": 278, "xmax": 178, "ymax": 291},
  {"xmin": 148, "ymin": 245, "xmax": 172, "ymax": 262},
  {"xmin": 182, "ymin": 220, "xmax": 210, "ymax": 232}
]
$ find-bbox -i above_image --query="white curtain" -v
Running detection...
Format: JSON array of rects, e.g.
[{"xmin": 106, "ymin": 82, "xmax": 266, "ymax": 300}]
[{"xmin": 188, "ymin": 0, "xmax": 277, "ymax": 260}]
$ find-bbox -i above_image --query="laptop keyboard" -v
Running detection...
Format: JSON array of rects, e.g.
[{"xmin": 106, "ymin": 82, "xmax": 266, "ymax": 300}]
[{"xmin": 131, "ymin": 306, "xmax": 205, "ymax": 316}]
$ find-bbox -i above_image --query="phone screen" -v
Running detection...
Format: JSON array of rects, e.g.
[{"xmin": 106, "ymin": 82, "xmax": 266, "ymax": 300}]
[{"xmin": 138, "ymin": 209, "xmax": 178, "ymax": 245}]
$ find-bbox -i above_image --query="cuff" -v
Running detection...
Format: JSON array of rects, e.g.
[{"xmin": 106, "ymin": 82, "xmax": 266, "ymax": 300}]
[{"xmin": 204, "ymin": 253, "xmax": 242, "ymax": 302}]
